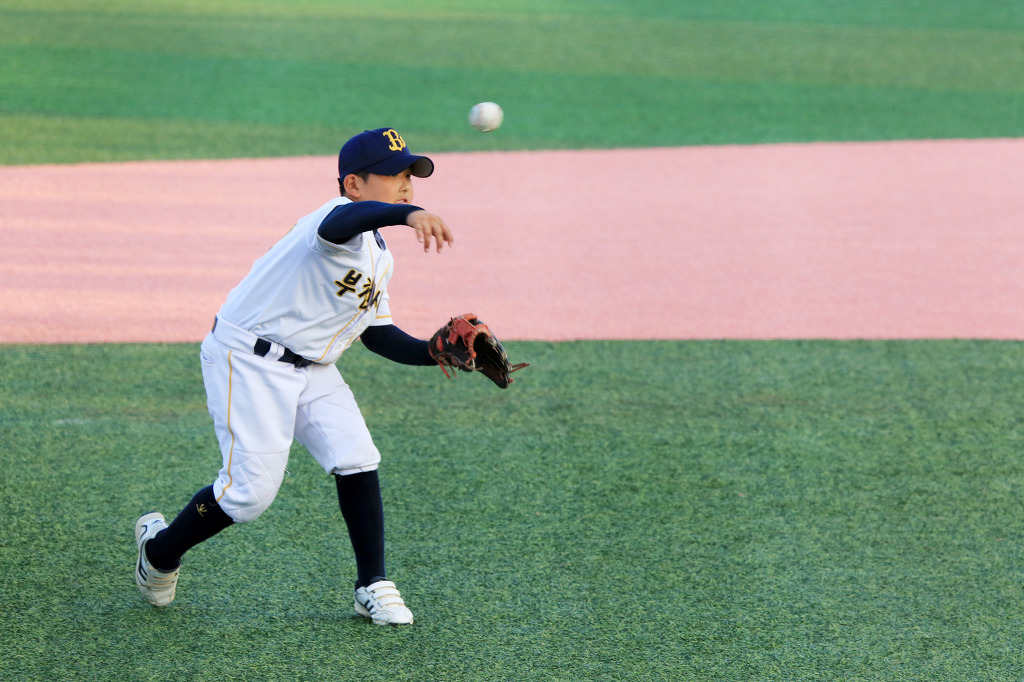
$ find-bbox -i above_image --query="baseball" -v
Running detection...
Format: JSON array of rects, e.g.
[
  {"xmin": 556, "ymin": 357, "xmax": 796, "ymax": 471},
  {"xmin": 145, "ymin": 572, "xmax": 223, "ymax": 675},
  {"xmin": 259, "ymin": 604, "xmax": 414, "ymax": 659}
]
[{"xmin": 469, "ymin": 102, "xmax": 503, "ymax": 132}]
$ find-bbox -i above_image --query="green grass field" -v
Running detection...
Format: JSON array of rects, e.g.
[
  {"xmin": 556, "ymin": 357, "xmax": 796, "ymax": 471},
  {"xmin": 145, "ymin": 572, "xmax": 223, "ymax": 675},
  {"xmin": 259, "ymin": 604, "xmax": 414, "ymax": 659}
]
[
  {"xmin": 2, "ymin": 341, "xmax": 1024, "ymax": 680},
  {"xmin": 3, "ymin": 0, "xmax": 1024, "ymax": 679},
  {"xmin": 2, "ymin": 0, "xmax": 1024, "ymax": 163}
]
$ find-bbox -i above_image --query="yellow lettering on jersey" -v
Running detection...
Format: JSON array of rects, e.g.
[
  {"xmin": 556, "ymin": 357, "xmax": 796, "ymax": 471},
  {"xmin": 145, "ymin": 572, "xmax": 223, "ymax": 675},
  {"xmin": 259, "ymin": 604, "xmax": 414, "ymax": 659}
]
[
  {"xmin": 358, "ymin": 278, "xmax": 381, "ymax": 311},
  {"xmin": 334, "ymin": 269, "xmax": 363, "ymax": 297},
  {"xmin": 382, "ymin": 129, "xmax": 406, "ymax": 152}
]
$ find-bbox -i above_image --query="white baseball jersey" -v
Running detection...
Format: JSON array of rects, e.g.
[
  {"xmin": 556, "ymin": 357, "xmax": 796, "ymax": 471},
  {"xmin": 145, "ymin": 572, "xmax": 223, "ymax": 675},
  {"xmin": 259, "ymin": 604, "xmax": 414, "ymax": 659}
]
[
  {"xmin": 217, "ymin": 196, "xmax": 394, "ymax": 364},
  {"xmin": 202, "ymin": 196, "xmax": 402, "ymax": 521}
]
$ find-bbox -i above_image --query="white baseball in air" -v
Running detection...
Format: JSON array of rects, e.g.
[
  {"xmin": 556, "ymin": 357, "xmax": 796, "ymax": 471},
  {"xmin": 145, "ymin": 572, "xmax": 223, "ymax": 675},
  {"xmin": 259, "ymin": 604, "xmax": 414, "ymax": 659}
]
[{"xmin": 469, "ymin": 102, "xmax": 503, "ymax": 132}]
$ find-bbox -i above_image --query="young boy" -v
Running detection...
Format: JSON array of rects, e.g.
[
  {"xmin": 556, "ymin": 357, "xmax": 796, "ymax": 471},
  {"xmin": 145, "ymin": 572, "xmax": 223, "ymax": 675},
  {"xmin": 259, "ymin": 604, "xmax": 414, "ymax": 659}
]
[{"xmin": 134, "ymin": 128, "xmax": 454, "ymax": 625}]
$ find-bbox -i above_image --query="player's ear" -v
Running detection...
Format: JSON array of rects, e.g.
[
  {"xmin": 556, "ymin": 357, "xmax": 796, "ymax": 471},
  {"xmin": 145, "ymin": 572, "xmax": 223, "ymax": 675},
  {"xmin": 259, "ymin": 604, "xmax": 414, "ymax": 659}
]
[{"xmin": 341, "ymin": 173, "xmax": 362, "ymax": 199}]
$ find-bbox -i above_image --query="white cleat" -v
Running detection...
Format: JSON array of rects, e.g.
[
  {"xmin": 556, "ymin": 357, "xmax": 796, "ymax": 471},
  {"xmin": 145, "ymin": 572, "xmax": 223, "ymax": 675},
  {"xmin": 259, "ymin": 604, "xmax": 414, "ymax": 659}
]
[
  {"xmin": 134, "ymin": 512, "xmax": 179, "ymax": 607},
  {"xmin": 354, "ymin": 580, "xmax": 414, "ymax": 625}
]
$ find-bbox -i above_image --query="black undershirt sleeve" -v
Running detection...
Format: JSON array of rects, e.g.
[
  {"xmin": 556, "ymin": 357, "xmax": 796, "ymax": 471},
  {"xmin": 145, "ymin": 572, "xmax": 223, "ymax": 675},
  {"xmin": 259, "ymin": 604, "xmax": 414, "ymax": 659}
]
[
  {"xmin": 318, "ymin": 201, "xmax": 423, "ymax": 244},
  {"xmin": 360, "ymin": 324, "xmax": 435, "ymax": 366},
  {"xmin": 322, "ymin": 201, "xmax": 434, "ymax": 365}
]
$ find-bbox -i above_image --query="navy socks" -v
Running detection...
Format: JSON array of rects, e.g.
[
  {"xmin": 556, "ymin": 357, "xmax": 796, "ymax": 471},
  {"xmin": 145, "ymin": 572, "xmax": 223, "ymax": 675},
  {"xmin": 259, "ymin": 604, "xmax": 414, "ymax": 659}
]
[
  {"xmin": 144, "ymin": 473, "xmax": 386, "ymax": 591},
  {"xmin": 335, "ymin": 470, "xmax": 386, "ymax": 589},
  {"xmin": 145, "ymin": 485, "xmax": 234, "ymax": 571}
]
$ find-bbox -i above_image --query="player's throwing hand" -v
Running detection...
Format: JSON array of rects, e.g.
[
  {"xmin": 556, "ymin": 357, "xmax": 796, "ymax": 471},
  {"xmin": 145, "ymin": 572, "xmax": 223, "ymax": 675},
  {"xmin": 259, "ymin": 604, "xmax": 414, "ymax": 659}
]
[{"xmin": 407, "ymin": 210, "xmax": 454, "ymax": 253}]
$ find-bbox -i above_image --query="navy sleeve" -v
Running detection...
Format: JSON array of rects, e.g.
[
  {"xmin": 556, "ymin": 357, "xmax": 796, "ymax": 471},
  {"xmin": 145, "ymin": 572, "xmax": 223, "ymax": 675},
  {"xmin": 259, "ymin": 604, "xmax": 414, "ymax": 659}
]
[
  {"xmin": 360, "ymin": 324, "xmax": 435, "ymax": 366},
  {"xmin": 318, "ymin": 201, "xmax": 423, "ymax": 244}
]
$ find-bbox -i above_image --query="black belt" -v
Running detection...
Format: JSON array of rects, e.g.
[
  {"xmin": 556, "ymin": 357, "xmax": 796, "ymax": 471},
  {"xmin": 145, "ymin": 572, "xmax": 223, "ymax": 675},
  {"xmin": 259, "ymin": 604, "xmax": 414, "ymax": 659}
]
[
  {"xmin": 253, "ymin": 338, "xmax": 314, "ymax": 368},
  {"xmin": 211, "ymin": 318, "xmax": 313, "ymax": 368}
]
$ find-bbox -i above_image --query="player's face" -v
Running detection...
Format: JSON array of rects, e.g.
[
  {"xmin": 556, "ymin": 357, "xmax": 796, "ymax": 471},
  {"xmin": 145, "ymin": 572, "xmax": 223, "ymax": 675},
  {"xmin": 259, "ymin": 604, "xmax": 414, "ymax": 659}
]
[{"xmin": 356, "ymin": 169, "xmax": 414, "ymax": 204}]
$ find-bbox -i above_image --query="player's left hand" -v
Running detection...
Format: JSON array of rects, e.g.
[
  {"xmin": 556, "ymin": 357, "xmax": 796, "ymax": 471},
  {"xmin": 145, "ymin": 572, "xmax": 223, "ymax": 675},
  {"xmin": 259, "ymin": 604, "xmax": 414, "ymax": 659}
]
[
  {"xmin": 407, "ymin": 210, "xmax": 454, "ymax": 253},
  {"xmin": 428, "ymin": 313, "xmax": 529, "ymax": 388}
]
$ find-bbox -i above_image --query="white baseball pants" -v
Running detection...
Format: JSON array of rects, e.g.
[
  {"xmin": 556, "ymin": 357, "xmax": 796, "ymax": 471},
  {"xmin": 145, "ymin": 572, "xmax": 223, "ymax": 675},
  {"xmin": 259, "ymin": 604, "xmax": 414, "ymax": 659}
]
[{"xmin": 199, "ymin": 318, "xmax": 381, "ymax": 522}]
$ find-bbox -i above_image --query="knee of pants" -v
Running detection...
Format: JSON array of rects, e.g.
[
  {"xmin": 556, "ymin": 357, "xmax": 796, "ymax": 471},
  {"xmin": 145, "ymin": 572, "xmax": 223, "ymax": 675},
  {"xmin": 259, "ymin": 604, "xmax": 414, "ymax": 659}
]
[
  {"xmin": 333, "ymin": 460, "xmax": 381, "ymax": 477},
  {"xmin": 213, "ymin": 454, "xmax": 287, "ymax": 523},
  {"xmin": 301, "ymin": 425, "xmax": 382, "ymax": 477}
]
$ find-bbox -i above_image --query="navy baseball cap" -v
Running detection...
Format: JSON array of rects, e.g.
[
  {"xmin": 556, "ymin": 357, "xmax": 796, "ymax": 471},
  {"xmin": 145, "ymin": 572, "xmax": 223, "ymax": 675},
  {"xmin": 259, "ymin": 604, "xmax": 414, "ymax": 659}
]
[{"xmin": 337, "ymin": 128, "xmax": 434, "ymax": 180}]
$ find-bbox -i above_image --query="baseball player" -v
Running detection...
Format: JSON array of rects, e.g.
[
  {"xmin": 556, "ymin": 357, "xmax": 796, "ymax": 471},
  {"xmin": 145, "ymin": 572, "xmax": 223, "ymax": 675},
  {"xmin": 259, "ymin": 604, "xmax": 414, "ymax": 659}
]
[{"xmin": 134, "ymin": 128, "xmax": 454, "ymax": 625}]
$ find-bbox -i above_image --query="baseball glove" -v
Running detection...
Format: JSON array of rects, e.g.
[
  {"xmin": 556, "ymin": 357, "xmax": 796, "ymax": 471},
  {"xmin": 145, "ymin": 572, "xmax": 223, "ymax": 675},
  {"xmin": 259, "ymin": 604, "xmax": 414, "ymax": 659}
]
[{"xmin": 428, "ymin": 314, "xmax": 529, "ymax": 388}]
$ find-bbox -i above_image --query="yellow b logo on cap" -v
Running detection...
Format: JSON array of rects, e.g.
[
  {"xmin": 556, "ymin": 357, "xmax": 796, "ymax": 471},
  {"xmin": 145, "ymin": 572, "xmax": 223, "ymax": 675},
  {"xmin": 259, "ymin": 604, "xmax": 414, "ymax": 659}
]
[{"xmin": 382, "ymin": 129, "xmax": 406, "ymax": 152}]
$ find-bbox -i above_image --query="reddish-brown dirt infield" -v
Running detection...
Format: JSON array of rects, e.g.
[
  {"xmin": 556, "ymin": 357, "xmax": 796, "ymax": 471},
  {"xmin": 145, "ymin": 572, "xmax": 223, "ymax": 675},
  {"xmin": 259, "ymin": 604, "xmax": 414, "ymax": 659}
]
[{"xmin": 1, "ymin": 138, "xmax": 1021, "ymax": 344}]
